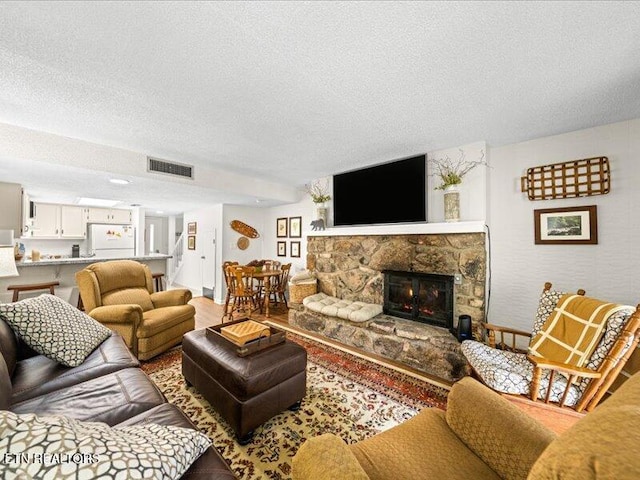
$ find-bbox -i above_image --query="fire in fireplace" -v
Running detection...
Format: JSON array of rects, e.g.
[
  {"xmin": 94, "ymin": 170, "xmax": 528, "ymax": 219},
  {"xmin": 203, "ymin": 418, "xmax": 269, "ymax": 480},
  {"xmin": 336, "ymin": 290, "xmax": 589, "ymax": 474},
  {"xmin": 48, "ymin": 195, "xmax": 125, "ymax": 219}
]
[{"xmin": 383, "ymin": 271, "xmax": 454, "ymax": 329}]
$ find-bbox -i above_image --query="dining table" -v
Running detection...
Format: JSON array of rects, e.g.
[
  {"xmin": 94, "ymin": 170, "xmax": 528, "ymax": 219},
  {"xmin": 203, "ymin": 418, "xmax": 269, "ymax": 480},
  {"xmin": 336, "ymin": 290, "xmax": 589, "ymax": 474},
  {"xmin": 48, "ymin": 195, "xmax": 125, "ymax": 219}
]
[{"xmin": 251, "ymin": 269, "xmax": 282, "ymax": 318}]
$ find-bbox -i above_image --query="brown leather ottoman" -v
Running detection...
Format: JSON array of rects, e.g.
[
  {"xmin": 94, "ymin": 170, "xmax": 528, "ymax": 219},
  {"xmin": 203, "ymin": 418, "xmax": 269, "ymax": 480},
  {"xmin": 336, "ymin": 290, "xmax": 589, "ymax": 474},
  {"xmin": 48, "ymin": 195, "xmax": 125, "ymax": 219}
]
[{"xmin": 182, "ymin": 328, "xmax": 307, "ymax": 444}]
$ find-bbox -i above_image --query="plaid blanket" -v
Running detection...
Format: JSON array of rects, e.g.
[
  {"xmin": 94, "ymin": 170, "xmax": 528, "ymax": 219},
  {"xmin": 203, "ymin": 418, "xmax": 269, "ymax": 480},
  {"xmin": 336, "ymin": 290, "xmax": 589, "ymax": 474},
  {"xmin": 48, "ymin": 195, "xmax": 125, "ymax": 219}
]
[{"xmin": 529, "ymin": 294, "xmax": 629, "ymax": 367}]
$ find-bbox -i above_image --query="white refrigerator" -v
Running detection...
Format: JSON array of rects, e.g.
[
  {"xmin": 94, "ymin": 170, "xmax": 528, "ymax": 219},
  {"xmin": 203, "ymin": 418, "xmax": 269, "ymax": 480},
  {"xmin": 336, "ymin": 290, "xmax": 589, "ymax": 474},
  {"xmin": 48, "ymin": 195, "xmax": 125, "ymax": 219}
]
[{"xmin": 87, "ymin": 224, "xmax": 135, "ymax": 258}]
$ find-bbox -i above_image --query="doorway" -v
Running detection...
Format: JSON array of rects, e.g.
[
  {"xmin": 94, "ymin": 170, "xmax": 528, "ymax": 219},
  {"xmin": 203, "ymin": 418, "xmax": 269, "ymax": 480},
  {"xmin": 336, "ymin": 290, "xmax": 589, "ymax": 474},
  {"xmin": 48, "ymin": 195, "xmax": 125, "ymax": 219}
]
[
  {"xmin": 200, "ymin": 228, "xmax": 216, "ymax": 300},
  {"xmin": 145, "ymin": 216, "xmax": 168, "ymax": 254}
]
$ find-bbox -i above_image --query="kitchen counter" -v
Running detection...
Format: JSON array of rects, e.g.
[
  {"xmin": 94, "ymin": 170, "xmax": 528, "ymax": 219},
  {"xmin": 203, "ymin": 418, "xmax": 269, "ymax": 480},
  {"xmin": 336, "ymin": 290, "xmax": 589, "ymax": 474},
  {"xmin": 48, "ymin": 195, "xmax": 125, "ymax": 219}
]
[
  {"xmin": 17, "ymin": 254, "xmax": 172, "ymax": 268},
  {"xmin": 2, "ymin": 255, "xmax": 173, "ymax": 304}
]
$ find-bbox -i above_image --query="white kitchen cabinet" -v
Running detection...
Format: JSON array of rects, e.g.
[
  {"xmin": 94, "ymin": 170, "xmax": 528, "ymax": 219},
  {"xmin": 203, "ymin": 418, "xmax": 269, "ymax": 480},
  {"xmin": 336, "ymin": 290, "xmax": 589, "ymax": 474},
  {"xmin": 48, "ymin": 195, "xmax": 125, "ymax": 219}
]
[
  {"xmin": 86, "ymin": 207, "xmax": 131, "ymax": 224},
  {"xmin": 28, "ymin": 203, "xmax": 85, "ymax": 239},
  {"xmin": 86, "ymin": 208, "xmax": 111, "ymax": 223},
  {"xmin": 110, "ymin": 209, "xmax": 132, "ymax": 224},
  {"xmin": 60, "ymin": 206, "xmax": 86, "ymax": 238},
  {"xmin": 30, "ymin": 203, "xmax": 60, "ymax": 238},
  {"xmin": 24, "ymin": 203, "xmax": 131, "ymax": 239},
  {"xmin": 0, "ymin": 182, "xmax": 24, "ymax": 237}
]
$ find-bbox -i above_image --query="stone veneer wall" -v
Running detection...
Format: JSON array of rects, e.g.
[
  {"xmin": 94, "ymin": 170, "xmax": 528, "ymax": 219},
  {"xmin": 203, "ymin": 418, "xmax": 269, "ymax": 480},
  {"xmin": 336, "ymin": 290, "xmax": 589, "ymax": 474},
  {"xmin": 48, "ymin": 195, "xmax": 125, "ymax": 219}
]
[{"xmin": 305, "ymin": 233, "xmax": 487, "ymax": 328}]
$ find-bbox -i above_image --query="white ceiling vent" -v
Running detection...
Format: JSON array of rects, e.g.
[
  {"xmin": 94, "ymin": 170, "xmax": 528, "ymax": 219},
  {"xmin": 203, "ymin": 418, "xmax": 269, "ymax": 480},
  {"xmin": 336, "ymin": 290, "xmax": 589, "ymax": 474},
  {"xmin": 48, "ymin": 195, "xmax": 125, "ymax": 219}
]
[{"xmin": 147, "ymin": 157, "xmax": 194, "ymax": 179}]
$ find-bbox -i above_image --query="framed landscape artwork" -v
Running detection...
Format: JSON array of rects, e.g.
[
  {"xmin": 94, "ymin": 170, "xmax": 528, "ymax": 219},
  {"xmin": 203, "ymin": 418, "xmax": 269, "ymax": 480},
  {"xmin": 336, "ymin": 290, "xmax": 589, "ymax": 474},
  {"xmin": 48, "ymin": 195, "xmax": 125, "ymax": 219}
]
[
  {"xmin": 289, "ymin": 216, "xmax": 302, "ymax": 238},
  {"xmin": 277, "ymin": 218, "xmax": 288, "ymax": 238},
  {"xmin": 188, "ymin": 235, "xmax": 196, "ymax": 250},
  {"xmin": 534, "ymin": 205, "xmax": 598, "ymax": 245},
  {"xmin": 277, "ymin": 241, "xmax": 286, "ymax": 257},
  {"xmin": 290, "ymin": 241, "xmax": 300, "ymax": 258},
  {"xmin": 187, "ymin": 222, "xmax": 197, "ymax": 234}
]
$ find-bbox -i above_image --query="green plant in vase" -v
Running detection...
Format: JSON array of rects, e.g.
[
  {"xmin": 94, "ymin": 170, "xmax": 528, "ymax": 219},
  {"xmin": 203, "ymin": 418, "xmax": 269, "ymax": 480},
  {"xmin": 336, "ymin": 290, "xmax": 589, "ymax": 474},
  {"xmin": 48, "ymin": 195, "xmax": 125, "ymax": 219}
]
[
  {"xmin": 304, "ymin": 179, "xmax": 331, "ymax": 204},
  {"xmin": 430, "ymin": 149, "xmax": 487, "ymax": 222},
  {"xmin": 305, "ymin": 179, "xmax": 331, "ymax": 228},
  {"xmin": 430, "ymin": 149, "xmax": 487, "ymax": 190}
]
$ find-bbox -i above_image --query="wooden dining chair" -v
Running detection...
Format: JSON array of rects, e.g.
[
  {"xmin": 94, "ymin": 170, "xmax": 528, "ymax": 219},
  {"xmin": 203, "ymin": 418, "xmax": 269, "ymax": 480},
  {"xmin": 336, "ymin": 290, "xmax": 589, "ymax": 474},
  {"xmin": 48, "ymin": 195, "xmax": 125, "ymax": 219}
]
[
  {"xmin": 269, "ymin": 263, "xmax": 292, "ymax": 309},
  {"xmin": 254, "ymin": 260, "xmax": 281, "ymax": 309},
  {"xmin": 221, "ymin": 261, "xmax": 239, "ymax": 321},
  {"xmin": 225, "ymin": 265, "xmax": 260, "ymax": 320}
]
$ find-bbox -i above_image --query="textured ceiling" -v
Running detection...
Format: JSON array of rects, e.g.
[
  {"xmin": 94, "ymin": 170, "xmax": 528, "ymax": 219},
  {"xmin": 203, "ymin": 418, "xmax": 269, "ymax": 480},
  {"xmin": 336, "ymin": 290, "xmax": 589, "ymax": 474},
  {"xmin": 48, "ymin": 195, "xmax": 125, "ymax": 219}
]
[{"xmin": 0, "ymin": 1, "xmax": 639, "ymax": 213}]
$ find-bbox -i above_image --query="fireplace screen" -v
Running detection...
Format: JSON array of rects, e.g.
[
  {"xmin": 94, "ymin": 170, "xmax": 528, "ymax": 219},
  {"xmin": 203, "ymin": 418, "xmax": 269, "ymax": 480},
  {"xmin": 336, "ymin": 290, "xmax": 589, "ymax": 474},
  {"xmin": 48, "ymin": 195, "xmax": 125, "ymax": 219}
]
[{"xmin": 383, "ymin": 271, "xmax": 454, "ymax": 329}]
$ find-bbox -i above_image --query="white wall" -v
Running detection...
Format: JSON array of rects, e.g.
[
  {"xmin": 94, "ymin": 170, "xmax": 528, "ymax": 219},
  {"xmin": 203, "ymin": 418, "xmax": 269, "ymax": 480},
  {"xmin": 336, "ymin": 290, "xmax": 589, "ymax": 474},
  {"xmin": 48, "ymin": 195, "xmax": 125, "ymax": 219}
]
[
  {"xmin": 176, "ymin": 204, "xmax": 271, "ymax": 303},
  {"xmin": 262, "ymin": 196, "xmax": 316, "ymax": 274},
  {"xmin": 174, "ymin": 204, "xmax": 223, "ymax": 296},
  {"xmin": 221, "ymin": 205, "xmax": 266, "ymax": 268},
  {"xmin": 487, "ymin": 118, "xmax": 640, "ymax": 332}
]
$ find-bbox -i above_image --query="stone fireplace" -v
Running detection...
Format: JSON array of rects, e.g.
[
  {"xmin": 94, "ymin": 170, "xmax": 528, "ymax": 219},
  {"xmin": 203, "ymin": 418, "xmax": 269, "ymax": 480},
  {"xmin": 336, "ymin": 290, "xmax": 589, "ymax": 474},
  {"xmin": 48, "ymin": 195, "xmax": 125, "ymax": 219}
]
[
  {"xmin": 288, "ymin": 231, "xmax": 486, "ymax": 381},
  {"xmin": 305, "ymin": 232, "xmax": 486, "ymax": 327}
]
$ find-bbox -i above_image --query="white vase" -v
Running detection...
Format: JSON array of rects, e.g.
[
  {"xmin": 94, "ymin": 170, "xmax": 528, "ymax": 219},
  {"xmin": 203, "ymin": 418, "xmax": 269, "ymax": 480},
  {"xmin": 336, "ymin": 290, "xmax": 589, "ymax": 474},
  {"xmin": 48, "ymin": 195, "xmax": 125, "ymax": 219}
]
[
  {"xmin": 443, "ymin": 185, "xmax": 460, "ymax": 222},
  {"xmin": 316, "ymin": 204, "xmax": 328, "ymax": 225}
]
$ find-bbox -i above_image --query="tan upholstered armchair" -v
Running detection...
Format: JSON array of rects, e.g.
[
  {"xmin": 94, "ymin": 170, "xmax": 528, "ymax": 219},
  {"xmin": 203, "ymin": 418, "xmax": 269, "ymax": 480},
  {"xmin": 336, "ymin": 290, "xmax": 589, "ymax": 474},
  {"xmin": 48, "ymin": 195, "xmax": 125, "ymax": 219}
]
[
  {"xmin": 75, "ymin": 260, "xmax": 195, "ymax": 360},
  {"xmin": 293, "ymin": 373, "xmax": 640, "ymax": 480}
]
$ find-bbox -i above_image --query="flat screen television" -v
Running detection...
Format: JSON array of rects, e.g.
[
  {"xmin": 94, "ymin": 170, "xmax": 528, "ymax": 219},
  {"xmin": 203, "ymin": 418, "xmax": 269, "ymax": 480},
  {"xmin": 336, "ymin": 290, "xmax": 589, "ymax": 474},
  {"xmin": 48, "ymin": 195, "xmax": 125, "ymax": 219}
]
[{"xmin": 333, "ymin": 155, "xmax": 426, "ymax": 226}]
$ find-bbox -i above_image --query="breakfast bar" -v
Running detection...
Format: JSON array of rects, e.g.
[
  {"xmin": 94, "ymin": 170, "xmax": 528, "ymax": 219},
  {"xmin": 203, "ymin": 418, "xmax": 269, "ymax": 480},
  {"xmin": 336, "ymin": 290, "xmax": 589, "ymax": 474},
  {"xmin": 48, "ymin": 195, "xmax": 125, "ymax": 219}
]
[{"xmin": 1, "ymin": 254, "xmax": 172, "ymax": 304}]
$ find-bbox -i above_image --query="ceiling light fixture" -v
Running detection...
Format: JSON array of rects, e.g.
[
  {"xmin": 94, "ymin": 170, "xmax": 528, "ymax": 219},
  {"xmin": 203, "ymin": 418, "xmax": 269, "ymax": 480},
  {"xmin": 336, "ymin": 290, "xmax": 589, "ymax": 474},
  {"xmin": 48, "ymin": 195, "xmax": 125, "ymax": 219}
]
[{"xmin": 109, "ymin": 178, "xmax": 130, "ymax": 185}]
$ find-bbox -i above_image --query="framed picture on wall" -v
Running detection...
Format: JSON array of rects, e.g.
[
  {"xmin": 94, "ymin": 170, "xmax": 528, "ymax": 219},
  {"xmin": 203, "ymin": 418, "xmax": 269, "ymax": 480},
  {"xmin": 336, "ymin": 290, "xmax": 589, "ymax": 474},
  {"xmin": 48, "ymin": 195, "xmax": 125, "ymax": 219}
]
[
  {"xmin": 188, "ymin": 235, "xmax": 196, "ymax": 250},
  {"xmin": 277, "ymin": 218, "xmax": 288, "ymax": 238},
  {"xmin": 289, "ymin": 216, "xmax": 302, "ymax": 238},
  {"xmin": 534, "ymin": 205, "xmax": 598, "ymax": 245},
  {"xmin": 277, "ymin": 241, "xmax": 286, "ymax": 257},
  {"xmin": 290, "ymin": 241, "xmax": 300, "ymax": 258},
  {"xmin": 187, "ymin": 222, "xmax": 197, "ymax": 234}
]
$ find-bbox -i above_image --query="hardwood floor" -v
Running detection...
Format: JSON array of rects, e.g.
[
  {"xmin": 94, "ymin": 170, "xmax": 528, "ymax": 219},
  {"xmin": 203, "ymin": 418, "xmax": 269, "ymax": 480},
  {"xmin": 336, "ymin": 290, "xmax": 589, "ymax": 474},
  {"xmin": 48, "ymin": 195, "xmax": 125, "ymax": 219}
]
[{"xmin": 190, "ymin": 296, "xmax": 290, "ymax": 330}]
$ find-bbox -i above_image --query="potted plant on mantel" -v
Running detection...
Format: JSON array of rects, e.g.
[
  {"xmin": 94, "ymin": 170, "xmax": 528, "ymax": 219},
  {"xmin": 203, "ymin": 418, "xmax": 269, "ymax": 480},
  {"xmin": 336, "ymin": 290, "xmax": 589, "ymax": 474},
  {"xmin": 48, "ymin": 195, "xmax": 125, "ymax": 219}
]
[
  {"xmin": 304, "ymin": 179, "xmax": 331, "ymax": 228},
  {"xmin": 430, "ymin": 149, "xmax": 487, "ymax": 222}
]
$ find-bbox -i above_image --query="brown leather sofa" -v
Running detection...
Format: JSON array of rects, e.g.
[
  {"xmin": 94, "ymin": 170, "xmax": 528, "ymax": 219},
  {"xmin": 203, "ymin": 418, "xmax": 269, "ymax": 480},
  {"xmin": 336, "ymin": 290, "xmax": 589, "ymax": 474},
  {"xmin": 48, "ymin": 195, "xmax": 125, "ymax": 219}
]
[
  {"xmin": 76, "ymin": 260, "xmax": 195, "ymax": 360},
  {"xmin": 0, "ymin": 317, "xmax": 236, "ymax": 479}
]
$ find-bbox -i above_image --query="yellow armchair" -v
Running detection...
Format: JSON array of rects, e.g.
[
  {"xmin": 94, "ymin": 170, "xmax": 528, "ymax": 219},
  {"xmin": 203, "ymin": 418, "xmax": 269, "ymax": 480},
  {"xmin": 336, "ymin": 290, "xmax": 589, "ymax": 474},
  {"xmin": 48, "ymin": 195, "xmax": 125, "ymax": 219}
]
[{"xmin": 76, "ymin": 260, "xmax": 195, "ymax": 360}]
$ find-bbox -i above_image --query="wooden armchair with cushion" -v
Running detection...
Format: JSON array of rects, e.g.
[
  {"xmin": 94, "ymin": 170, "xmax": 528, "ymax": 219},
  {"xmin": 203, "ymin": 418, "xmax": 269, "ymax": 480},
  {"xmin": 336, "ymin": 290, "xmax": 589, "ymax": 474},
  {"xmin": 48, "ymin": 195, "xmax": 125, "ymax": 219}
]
[
  {"xmin": 76, "ymin": 260, "xmax": 195, "ymax": 360},
  {"xmin": 461, "ymin": 282, "xmax": 640, "ymax": 413}
]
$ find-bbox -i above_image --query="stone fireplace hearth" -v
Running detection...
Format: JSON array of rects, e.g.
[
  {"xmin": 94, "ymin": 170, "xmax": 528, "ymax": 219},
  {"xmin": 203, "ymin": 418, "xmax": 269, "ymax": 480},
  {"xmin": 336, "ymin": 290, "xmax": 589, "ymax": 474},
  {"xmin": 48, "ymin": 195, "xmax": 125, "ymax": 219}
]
[
  {"xmin": 288, "ymin": 231, "xmax": 486, "ymax": 381},
  {"xmin": 305, "ymin": 232, "xmax": 486, "ymax": 328}
]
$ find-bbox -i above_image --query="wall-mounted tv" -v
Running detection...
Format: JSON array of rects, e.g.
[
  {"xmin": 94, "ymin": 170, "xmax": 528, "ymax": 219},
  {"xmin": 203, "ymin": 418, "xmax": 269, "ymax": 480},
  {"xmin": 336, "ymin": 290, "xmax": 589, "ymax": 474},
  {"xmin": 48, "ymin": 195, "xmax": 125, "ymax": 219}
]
[{"xmin": 333, "ymin": 155, "xmax": 426, "ymax": 226}]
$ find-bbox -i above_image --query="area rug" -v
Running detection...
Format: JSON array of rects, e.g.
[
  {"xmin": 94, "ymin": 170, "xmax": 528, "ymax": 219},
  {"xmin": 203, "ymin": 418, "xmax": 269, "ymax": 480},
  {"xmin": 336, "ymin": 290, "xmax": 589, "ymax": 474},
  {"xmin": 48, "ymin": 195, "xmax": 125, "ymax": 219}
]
[{"xmin": 141, "ymin": 332, "xmax": 448, "ymax": 480}]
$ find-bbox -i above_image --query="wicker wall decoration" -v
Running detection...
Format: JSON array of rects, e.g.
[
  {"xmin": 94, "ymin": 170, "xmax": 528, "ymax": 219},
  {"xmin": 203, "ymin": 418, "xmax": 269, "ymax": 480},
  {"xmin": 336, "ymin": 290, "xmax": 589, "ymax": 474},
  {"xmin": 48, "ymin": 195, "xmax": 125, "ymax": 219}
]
[{"xmin": 520, "ymin": 156, "xmax": 610, "ymax": 201}]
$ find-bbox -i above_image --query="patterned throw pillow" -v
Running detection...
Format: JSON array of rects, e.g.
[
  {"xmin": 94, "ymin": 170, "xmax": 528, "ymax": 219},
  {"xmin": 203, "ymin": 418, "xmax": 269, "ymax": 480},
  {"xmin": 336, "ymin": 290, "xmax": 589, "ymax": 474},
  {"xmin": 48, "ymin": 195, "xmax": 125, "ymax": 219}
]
[
  {"xmin": 0, "ymin": 294, "xmax": 111, "ymax": 367},
  {"xmin": 0, "ymin": 411, "xmax": 212, "ymax": 479},
  {"xmin": 530, "ymin": 288, "xmax": 567, "ymax": 339}
]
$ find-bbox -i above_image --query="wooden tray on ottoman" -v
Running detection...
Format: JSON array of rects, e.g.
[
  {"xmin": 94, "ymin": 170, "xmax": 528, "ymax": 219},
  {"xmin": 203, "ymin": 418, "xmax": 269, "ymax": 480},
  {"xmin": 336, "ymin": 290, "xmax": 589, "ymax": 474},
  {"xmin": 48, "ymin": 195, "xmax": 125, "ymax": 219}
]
[{"xmin": 206, "ymin": 318, "xmax": 286, "ymax": 357}]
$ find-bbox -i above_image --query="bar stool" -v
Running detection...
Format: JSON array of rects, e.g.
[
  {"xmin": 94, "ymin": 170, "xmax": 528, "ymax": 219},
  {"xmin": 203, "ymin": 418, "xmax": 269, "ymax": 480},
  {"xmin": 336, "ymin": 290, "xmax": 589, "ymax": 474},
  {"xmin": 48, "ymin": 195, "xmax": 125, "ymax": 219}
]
[
  {"xmin": 152, "ymin": 273, "xmax": 165, "ymax": 292},
  {"xmin": 7, "ymin": 281, "xmax": 60, "ymax": 302}
]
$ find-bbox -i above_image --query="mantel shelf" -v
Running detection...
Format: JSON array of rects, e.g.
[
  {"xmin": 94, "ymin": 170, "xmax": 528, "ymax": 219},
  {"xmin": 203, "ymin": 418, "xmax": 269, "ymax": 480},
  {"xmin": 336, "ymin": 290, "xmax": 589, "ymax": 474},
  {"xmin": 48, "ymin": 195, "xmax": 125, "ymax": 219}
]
[{"xmin": 307, "ymin": 221, "xmax": 486, "ymax": 237}]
